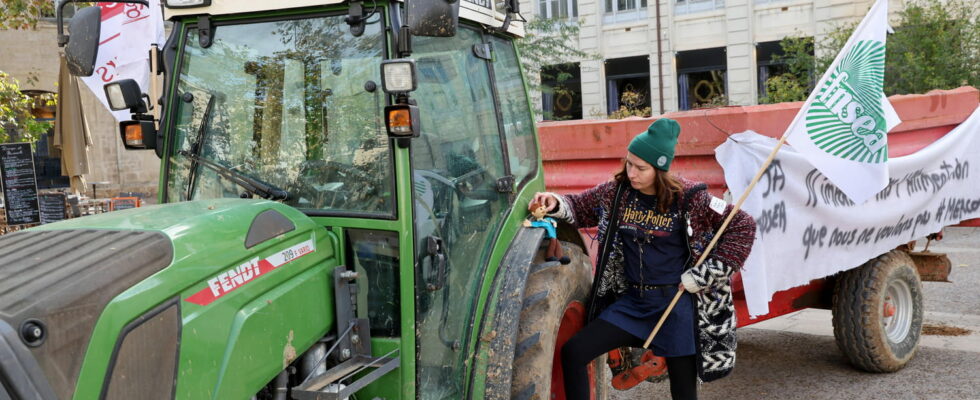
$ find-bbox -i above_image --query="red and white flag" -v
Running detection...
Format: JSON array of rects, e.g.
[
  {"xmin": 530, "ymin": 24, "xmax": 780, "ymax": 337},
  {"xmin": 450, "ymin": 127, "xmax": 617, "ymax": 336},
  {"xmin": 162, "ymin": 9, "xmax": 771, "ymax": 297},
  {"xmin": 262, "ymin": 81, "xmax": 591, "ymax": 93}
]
[{"xmin": 79, "ymin": 1, "xmax": 165, "ymax": 121}]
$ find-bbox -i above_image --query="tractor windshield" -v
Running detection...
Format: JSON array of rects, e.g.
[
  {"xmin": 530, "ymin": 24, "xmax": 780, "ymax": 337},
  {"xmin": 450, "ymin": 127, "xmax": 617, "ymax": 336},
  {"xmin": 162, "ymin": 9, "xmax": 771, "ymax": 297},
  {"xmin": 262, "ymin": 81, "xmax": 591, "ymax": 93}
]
[{"xmin": 165, "ymin": 13, "xmax": 393, "ymax": 216}]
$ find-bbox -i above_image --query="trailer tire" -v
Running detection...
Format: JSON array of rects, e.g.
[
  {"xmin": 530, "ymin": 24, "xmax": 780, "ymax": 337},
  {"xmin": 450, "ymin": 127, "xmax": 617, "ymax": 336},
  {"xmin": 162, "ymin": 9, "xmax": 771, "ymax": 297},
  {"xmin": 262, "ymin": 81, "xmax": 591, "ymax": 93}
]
[
  {"xmin": 832, "ymin": 249, "xmax": 923, "ymax": 372},
  {"xmin": 511, "ymin": 241, "xmax": 607, "ymax": 400}
]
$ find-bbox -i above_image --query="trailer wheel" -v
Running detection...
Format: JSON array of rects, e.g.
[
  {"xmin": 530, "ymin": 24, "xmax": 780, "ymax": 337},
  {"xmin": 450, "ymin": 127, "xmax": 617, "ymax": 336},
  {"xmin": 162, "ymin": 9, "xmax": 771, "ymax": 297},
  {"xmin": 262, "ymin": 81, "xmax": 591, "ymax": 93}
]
[
  {"xmin": 511, "ymin": 242, "xmax": 607, "ymax": 400},
  {"xmin": 832, "ymin": 249, "xmax": 923, "ymax": 372}
]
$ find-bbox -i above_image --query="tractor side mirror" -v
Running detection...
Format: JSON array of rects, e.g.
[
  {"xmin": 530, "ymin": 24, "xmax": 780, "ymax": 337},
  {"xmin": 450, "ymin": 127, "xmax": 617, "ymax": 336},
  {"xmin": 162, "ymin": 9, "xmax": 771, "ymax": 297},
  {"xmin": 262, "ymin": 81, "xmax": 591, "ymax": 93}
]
[
  {"xmin": 105, "ymin": 79, "xmax": 158, "ymax": 151},
  {"xmin": 406, "ymin": 0, "xmax": 459, "ymax": 37},
  {"xmin": 62, "ymin": 6, "xmax": 102, "ymax": 76}
]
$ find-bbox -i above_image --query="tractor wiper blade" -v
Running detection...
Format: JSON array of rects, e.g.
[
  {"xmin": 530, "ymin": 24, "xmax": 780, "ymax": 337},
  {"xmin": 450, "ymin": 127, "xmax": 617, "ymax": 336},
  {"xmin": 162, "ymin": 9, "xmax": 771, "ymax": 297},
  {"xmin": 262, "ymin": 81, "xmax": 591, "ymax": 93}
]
[
  {"xmin": 178, "ymin": 150, "xmax": 290, "ymax": 201},
  {"xmin": 185, "ymin": 93, "xmax": 217, "ymax": 199}
]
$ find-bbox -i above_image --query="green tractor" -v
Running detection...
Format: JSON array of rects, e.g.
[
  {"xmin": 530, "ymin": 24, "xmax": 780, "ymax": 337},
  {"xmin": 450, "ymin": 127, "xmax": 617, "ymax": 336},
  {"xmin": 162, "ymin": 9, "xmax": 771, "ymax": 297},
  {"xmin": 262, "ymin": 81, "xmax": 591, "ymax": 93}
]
[{"xmin": 0, "ymin": 0, "xmax": 606, "ymax": 399}]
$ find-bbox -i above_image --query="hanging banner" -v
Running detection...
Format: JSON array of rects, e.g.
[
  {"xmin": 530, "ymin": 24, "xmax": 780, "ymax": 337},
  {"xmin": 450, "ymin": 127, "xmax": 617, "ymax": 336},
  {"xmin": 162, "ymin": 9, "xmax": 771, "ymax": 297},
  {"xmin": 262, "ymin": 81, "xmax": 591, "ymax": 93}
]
[
  {"xmin": 718, "ymin": 106, "xmax": 980, "ymax": 317},
  {"xmin": 78, "ymin": 1, "xmax": 165, "ymax": 121}
]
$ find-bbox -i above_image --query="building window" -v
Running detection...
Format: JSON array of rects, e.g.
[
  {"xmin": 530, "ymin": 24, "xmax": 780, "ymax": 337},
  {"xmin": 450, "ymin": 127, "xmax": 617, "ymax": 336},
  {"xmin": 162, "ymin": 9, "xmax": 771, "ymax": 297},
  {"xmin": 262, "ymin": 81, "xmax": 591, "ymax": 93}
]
[
  {"xmin": 674, "ymin": 0, "xmax": 725, "ymax": 15},
  {"xmin": 541, "ymin": 63, "xmax": 582, "ymax": 120},
  {"xmin": 756, "ymin": 38, "xmax": 813, "ymax": 103},
  {"xmin": 676, "ymin": 47, "xmax": 727, "ymax": 110},
  {"xmin": 604, "ymin": 0, "xmax": 647, "ymax": 24},
  {"xmin": 538, "ymin": 0, "xmax": 578, "ymax": 19},
  {"xmin": 605, "ymin": 56, "xmax": 651, "ymax": 116}
]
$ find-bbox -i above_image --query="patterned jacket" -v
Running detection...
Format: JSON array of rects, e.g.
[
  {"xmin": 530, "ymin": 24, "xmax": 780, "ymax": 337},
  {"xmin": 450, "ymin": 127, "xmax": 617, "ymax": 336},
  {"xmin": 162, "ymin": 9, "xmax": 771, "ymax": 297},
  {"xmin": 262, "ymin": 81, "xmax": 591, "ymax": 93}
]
[{"xmin": 549, "ymin": 177, "xmax": 756, "ymax": 382}]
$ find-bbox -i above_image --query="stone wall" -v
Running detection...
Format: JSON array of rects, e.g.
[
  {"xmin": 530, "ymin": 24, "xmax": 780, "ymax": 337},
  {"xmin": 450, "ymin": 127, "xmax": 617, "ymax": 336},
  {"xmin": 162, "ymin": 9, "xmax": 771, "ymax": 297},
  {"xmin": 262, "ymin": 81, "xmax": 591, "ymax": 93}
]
[{"xmin": 0, "ymin": 22, "xmax": 161, "ymax": 203}]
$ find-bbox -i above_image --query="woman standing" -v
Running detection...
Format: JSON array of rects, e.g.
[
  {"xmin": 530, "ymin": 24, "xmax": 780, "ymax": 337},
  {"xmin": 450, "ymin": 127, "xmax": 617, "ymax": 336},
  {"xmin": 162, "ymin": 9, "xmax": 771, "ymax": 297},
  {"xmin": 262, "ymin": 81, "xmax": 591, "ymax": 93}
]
[{"xmin": 530, "ymin": 118, "xmax": 756, "ymax": 400}]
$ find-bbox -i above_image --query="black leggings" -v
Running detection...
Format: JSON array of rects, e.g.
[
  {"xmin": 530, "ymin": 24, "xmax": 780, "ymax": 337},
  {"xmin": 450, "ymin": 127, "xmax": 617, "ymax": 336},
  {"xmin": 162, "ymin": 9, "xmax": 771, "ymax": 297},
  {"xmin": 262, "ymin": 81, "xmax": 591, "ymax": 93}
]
[{"xmin": 560, "ymin": 318, "xmax": 698, "ymax": 400}]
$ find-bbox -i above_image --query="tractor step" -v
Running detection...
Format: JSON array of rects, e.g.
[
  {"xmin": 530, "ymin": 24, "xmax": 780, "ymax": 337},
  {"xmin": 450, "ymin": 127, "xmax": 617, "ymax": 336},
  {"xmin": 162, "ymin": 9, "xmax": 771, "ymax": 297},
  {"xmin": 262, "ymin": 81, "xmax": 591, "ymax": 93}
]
[{"xmin": 292, "ymin": 353, "xmax": 400, "ymax": 400}]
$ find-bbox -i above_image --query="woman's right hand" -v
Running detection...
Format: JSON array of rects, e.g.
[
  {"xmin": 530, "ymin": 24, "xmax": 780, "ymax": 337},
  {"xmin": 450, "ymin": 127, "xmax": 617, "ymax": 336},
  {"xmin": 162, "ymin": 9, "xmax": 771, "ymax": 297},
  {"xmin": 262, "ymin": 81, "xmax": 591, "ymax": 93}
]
[{"xmin": 530, "ymin": 192, "xmax": 558, "ymax": 213}]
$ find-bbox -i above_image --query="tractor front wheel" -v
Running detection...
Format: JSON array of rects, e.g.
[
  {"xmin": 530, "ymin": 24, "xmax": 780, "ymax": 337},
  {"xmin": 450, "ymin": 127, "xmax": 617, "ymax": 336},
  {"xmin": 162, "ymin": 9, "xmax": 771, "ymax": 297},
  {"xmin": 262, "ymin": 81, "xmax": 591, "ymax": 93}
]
[{"xmin": 511, "ymin": 241, "xmax": 607, "ymax": 400}]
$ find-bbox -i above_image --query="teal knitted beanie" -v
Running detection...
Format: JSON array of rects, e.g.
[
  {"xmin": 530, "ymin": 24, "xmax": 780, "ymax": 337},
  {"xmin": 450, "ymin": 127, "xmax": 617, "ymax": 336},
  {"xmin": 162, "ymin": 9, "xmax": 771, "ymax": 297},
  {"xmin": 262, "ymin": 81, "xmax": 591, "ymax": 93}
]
[{"xmin": 627, "ymin": 118, "xmax": 681, "ymax": 171}]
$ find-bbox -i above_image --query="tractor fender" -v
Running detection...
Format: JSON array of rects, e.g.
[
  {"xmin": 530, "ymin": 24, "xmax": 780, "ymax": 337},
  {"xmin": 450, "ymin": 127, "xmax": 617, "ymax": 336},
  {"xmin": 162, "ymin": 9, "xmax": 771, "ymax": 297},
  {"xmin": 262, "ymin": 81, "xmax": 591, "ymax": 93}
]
[{"xmin": 472, "ymin": 227, "xmax": 544, "ymax": 399}]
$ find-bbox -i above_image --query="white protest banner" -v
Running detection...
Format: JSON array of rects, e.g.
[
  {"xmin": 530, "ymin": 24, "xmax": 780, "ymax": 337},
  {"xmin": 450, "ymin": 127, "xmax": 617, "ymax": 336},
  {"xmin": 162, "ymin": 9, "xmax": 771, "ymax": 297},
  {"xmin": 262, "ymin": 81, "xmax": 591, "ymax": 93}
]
[
  {"xmin": 784, "ymin": 0, "xmax": 901, "ymax": 205},
  {"xmin": 718, "ymin": 106, "xmax": 980, "ymax": 317},
  {"xmin": 79, "ymin": 1, "xmax": 165, "ymax": 121}
]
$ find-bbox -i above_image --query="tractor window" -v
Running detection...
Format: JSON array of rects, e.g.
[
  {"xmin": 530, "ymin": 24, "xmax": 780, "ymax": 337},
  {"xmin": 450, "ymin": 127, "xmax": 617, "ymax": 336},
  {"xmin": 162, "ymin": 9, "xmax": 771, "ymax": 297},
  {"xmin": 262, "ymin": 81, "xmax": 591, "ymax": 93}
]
[
  {"xmin": 411, "ymin": 27, "xmax": 510, "ymax": 399},
  {"xmin": 346, "ymin": 229, "xmax": 400, "ymax": 337},
  {"xmin": 165, "ymin": 14, "xmax": 394, "ymax": 216},
  {"xmin": 489, "ymin": 35, "xmax": 538, "ymax": 188}
]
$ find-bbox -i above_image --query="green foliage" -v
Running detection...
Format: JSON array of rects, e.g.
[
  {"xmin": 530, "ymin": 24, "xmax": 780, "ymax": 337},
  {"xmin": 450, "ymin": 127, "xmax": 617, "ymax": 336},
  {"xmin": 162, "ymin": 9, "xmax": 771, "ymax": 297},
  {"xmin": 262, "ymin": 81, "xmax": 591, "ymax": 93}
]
[
  {"xmin": 765, "ymin": 0, "xmax": 979, "ymax": 102},
  {"xmin": 608, "ymin": 89, "xmax": 651, "ymax": 119},
  {"xmin": 0, "ymin": 71, "xmax": 53, "ymax": 144},
  {"xmin": 0, "ymin": 0, "xmax": 54, "ymax": 30},
  {"xmin": 761, "ymin": 36, "xmax": 815, "ymax": 103},
  {"xmin": 883, "ymin": 0, "xmax": 979, "ymax": 94},
  {"xmin": 516, "ymin": 18, "xmax": 592, "ymax": 83},
  {"xmin": 517, "ymin": 17, "xmax": 598, "ymax": 119}
]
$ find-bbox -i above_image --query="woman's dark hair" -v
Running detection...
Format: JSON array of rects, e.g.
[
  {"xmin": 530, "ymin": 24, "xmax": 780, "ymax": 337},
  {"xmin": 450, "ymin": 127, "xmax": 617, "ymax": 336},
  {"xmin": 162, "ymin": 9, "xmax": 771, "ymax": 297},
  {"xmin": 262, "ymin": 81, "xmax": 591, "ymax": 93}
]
[{"xmin": 614, "ymin": 160, "xmax": 683, "ymax": 214}]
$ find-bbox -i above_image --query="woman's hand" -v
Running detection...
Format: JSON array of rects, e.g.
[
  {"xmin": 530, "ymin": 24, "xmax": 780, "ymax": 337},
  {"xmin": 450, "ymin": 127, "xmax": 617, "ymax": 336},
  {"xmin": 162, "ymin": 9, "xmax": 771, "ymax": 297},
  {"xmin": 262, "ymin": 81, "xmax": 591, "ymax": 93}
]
[{"xmin": 530, "ymin": 192, "xmax": 558, "ymax": 212}]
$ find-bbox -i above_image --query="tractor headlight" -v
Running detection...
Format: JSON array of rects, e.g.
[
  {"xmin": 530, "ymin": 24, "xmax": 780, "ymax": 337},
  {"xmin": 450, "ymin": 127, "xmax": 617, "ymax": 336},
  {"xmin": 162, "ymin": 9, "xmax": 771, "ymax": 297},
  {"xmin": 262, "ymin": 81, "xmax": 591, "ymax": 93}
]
[{"xmin": 381, "ymin": 59, "xmax": 417, "ymax": 94}]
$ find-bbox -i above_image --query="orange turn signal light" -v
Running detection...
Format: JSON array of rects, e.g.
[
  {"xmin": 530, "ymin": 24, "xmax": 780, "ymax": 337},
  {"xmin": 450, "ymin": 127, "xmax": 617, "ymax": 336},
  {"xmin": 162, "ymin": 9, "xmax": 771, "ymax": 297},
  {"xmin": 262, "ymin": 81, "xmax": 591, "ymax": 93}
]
[
  {"xmin": 387, "ymin": 108, "xmax": 412, "ymax": 134},
  {"xmin": 124, "ymin": 123, "xmax": 144, "ymax": 146},
  {"xmin": 384, "ymin": 104, "xmax": 420, "ymax": 138}
]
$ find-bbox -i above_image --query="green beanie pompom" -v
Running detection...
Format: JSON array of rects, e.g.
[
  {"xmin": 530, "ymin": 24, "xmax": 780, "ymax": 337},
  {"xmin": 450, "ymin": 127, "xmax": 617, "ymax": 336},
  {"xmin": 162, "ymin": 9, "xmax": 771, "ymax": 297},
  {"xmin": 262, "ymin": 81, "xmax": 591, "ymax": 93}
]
[{"xmin": 627, "ymin": 118, "xmax": 681, "ymax": 171}]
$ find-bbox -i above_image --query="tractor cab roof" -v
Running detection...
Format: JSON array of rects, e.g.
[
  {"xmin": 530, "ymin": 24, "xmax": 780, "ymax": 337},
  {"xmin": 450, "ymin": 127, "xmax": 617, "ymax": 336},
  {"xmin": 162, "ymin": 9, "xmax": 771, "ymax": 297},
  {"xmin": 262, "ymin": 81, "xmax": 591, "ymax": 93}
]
[{"xmin": 162, "ymin": 0, "xmax": 525, "ymax": 37}]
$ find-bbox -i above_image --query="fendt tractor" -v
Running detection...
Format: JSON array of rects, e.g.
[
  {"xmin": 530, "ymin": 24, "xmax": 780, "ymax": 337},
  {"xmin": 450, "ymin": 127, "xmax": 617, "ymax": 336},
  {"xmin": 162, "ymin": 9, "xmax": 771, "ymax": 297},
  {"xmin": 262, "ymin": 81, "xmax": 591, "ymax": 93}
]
[{"xmin": 0, "ymin": 0, "xmax": 605, "ymax": 399}]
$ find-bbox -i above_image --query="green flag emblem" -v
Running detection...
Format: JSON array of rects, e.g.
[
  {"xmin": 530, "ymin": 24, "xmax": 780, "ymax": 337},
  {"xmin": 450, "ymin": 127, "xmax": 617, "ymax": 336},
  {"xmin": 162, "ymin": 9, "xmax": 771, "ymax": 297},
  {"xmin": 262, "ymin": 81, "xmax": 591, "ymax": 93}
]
[{"xmin": 805, "ymin": 40, "xmax": 888, "ymax": 163}]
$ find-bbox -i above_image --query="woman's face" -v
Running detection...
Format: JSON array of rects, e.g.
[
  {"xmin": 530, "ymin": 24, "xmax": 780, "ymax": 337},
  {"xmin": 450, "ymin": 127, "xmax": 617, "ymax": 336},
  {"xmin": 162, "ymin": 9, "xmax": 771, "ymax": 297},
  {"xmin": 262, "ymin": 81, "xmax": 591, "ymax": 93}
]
[{"xmin": 625, "ymin": 152, "xmax": 657, "ymax": 194}]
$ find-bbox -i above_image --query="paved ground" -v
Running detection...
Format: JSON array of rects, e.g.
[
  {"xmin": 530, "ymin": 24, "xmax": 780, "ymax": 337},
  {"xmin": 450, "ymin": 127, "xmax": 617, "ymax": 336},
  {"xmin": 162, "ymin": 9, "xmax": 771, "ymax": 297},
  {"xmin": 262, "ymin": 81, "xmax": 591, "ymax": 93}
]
[{"xmin": 608, "ymin": 227, "xmax": 980, "ymax": 400}]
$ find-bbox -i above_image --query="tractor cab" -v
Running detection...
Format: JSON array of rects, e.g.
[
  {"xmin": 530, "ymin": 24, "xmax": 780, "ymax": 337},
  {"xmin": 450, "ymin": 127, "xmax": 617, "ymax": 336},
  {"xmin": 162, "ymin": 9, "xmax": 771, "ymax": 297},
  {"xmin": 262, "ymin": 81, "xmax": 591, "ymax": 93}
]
[{"xmin": 32, "ymin": 0, "xmax": 566, "ymax": 399}]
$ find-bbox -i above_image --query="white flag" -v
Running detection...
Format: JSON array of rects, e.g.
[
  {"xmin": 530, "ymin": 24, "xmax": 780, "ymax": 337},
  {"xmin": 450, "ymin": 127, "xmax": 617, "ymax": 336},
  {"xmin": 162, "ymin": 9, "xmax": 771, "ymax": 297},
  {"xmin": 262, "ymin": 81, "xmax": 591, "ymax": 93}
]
[
  {"xmin": 785, "ymin": 0, "xmax": 901, "ymax": 205},
  {"xmin": 79, "ymin": 2, "xmax": 165, "ymax": 121}
]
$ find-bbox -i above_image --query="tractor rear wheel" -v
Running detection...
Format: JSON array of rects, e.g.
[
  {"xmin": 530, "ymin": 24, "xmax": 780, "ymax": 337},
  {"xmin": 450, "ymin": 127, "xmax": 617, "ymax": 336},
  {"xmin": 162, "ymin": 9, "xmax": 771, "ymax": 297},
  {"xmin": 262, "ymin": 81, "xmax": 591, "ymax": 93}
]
[
  {"xmin": 832, "ymin": 249, "xmax": 923, "ymax": 372},
  {"xmin": 511, "ymin": 241, "xmax": 607, "ymax": 400}
]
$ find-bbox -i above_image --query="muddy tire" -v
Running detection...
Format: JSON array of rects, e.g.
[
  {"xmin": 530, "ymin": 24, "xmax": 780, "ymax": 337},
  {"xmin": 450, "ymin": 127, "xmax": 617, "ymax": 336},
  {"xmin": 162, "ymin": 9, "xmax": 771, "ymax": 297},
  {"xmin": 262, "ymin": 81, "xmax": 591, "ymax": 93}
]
[
  {"xmin": 511, "ymin": 241, "xmax": 607, "ymax": 400},
  {"xmin": 832, "ymin": 250, "xmax": 923, "ymax": 372}
]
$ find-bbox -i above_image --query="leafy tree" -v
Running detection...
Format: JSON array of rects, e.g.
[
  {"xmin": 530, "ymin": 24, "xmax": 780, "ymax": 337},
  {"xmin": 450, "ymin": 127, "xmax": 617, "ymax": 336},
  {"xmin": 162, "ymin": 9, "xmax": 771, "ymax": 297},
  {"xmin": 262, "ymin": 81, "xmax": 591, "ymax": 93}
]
[
  {"xmin": 764, "ymin": 0, "xmax": 979, "ymax": 102},
  {"xmin": 516, "ymin": 17, "xmax": 596, "ymax": 119},
  {"xmin": 0, "ymin": 0, "xmax": 54, "ymax": 30},
  {"xmin": 0, "ymin": 72, "xmax": 54, "ymax": 143},
  {"xmin": 0, "ymin": 1, "xmax": 58, "ymax": 143},
  {"xmin": 760, "ymin": 36, "xmax": 814, "ymax": 104}
]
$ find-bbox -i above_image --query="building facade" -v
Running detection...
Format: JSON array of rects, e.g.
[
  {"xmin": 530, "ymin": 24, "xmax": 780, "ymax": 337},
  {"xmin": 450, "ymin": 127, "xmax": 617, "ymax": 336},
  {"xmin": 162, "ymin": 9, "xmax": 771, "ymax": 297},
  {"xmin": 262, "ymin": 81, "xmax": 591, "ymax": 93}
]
[{"xmin": 522, "ymin": 0, "xmax": 905, "ymax": 119}]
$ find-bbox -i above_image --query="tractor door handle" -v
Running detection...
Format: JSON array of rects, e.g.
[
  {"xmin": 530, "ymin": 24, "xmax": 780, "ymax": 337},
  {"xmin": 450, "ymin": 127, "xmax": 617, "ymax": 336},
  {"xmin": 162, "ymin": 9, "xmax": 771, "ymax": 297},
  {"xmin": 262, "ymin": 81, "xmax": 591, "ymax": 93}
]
[{"xmin": 425, "ymin": 236, "xmax": 447, "ymax": 291}]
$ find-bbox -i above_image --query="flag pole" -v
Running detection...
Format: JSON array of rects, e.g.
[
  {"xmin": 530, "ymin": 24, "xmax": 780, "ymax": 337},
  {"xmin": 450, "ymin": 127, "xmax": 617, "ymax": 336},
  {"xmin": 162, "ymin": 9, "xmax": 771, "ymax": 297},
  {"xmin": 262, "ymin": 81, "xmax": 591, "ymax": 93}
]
[{"xmin": 642, "ymin": 126, "xmax": 791, "ymax": 349}]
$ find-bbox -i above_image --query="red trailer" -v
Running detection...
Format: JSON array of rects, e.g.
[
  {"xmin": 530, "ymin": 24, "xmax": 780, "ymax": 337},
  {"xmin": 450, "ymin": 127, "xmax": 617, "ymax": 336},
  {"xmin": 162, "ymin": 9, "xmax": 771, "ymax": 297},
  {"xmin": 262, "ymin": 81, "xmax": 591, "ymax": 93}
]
[{"xmin": 539, "ymin": 87, "xmax": 979, "ymax": 382}]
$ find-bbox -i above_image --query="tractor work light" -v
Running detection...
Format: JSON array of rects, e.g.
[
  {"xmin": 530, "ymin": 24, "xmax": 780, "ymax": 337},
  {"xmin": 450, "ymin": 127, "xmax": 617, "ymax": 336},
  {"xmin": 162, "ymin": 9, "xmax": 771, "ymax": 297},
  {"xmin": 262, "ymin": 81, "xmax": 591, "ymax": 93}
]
[
  {"xmin": 164, "ymin": 0, "xmax": 211, "ymax": 8},
  {"xmin": 381, "ymin": 59, "xmax": 417, "ymax": 93},
  {"xmin": 385, "ymin": 104, "xmax": 420, "ymax": 138}
]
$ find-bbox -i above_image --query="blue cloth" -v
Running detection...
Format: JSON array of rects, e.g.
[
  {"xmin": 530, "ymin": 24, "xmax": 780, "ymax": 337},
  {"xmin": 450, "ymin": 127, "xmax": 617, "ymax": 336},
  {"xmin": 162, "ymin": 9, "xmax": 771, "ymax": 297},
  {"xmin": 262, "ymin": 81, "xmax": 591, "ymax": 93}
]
[
  {"xmin": 529, "ymin": 218, "xmax": 557, "ymax": 238},
  {"xmin": 598, "ymin": 190, "xmax": 695, "ymax": 357},
  {"xmin": 599, "ymin": 287, "xmax": 696, "ymax": 357}
]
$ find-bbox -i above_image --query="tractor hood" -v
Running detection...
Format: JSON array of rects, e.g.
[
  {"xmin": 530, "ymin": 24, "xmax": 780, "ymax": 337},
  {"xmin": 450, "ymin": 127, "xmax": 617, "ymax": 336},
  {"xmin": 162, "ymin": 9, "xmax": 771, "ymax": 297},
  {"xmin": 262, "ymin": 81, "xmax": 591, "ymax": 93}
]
[{"xmin": 0, "ymin": 199, "xmax": 331, "ymax": 399}]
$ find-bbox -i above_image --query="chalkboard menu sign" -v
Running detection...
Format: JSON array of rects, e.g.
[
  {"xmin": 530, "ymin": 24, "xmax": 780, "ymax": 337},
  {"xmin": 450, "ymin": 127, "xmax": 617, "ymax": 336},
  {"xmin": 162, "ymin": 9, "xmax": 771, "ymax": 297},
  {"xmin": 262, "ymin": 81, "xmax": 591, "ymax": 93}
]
[
  {"xmin": 0, "ymin": 142, "xmax": 40, "ymax": 225},
  {"xmin": 39, "ymin": 193, "xmax": 67, "ymax": 224}
]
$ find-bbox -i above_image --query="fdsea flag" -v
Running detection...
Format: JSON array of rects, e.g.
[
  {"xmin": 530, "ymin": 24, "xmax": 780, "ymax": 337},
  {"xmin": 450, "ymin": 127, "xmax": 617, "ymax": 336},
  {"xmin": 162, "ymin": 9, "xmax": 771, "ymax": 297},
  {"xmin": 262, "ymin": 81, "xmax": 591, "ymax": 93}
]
[
  {"xmin": 78, "ymin": 1, "xmax": 165, "ymax": 121},
  {"xmin": 785, "ymin": 0, "xmax": 901, "ymax": 204}
]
